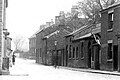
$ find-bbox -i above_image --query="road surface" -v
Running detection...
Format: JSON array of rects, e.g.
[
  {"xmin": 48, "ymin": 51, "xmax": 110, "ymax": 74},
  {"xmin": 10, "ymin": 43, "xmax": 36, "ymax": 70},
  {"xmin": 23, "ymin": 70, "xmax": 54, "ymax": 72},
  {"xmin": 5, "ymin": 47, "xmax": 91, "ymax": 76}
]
[{"xmin": 1, "ymin": 58, "xmax": 120, "ymax": 80}]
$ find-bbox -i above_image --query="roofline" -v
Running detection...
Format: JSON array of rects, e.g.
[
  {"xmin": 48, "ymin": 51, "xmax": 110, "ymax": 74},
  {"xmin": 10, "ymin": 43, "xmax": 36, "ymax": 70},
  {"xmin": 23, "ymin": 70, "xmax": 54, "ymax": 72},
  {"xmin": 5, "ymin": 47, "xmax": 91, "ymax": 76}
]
[
  {"xmin": 101, "ymin": 2, "xmax": 120, "ymax": 12},
  {"xmin": 65, "ymin": 24, "xmax": 93, "ymax": 37}
]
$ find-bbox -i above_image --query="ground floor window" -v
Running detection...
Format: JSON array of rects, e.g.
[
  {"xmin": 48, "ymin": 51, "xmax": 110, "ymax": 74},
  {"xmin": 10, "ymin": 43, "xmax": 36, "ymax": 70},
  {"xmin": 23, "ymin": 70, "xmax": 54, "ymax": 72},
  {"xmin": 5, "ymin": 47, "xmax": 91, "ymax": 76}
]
[
  {"xmin": 76, "ymin": 47, "xmax": 79, "ymax": 59},
  {"xmin": 81, "ymin": 42, "xmax": 84, "ymax": 59},
  {"xmin": 39, "ymin": 48, "xmax": 41, "ymax": 57},
  {"xmin": 73, "ymin": 47, "xmax": 75, "ymax": 59},
  {"xmin": 69, "ymin": 45, "xmax": 72, "ymax": 58},
  {"xmin": 108, "ymin": 43, "xmax": 113, "ymax": 60}
]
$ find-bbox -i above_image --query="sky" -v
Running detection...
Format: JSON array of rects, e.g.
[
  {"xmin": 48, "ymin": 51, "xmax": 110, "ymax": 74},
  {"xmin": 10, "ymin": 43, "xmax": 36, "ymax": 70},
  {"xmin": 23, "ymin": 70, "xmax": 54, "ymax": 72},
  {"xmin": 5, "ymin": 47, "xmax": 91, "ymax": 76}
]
[{"xmin": 6, "ymin": 0, "xmax": 81, "ymax": 51}]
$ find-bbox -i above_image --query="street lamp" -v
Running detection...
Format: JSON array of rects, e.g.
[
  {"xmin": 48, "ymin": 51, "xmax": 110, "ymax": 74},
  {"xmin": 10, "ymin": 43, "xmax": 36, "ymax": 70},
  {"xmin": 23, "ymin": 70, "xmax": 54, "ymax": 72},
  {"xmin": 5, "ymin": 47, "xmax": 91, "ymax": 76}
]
[{"xmin": 54, "ymin": 41, "xmax": 57, "ymax": 67}]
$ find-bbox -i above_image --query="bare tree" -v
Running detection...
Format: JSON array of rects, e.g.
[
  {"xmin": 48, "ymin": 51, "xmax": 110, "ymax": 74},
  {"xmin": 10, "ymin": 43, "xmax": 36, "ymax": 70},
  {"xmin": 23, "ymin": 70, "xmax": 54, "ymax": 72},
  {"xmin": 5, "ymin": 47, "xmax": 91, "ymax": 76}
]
[
  {"xmin": 77, "ymin": 0, "xmax": 118, "ymax": 24},
  {"xmin": 13, "ymin": 36, "xmax": 25, "ymax": 51},
  {"xmin": 65, "ymin": 6, "xmax": 86, "ymax": 31}
]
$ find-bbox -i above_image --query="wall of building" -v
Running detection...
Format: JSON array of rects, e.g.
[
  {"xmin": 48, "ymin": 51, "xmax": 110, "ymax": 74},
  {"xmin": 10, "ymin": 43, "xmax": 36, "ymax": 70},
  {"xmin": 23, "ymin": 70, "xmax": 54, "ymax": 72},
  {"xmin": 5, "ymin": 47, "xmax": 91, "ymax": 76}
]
[
  {"xmin": 29, "ymin": 37, "xmax": 36, "ymax": 59},
  {"xmin": 101, "ymin": 5, "xmax": 120, "ymax": 71}
]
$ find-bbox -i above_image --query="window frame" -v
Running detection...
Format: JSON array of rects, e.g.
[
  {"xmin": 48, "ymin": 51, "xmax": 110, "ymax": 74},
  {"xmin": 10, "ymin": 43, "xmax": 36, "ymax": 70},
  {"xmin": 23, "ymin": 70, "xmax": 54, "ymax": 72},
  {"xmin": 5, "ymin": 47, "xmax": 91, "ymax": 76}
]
[
  {"xmin": 69, "ymin": 45, "xmax": 72, "ymax": 59},
  {"xmin": 81, "ymin": 41, "xmax": 84, "ymax": 59},
  {"xmin": 108, "ymin": 10, "xmax": 114, "ymax": 30},
  {"xmin": 76, "ymin": 47, "xmax": 79, "ymax": 59},
  {"xmin": 107, "ymin": 40, "xmax": 113, "ymax": 61},
  {"xmin": 72, "ymin": 47, "xmax": 75, "ymax": 59}
]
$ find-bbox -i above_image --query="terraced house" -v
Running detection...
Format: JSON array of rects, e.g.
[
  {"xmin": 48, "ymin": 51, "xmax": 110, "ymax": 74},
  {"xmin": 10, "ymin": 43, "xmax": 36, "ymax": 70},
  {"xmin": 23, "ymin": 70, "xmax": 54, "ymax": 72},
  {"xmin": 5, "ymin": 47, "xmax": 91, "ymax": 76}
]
[
  {"xmin": 101, "ymin": 2, "xmax": 120, "ymax": 72},
  {"xmin": 32, "ymin": 2, "xmax": 120, "ymax": 72}
]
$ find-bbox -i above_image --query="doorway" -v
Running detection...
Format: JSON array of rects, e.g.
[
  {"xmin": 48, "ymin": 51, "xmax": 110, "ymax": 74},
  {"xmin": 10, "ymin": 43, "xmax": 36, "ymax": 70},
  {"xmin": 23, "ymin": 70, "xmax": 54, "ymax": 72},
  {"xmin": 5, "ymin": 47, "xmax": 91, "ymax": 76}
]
[
  {"xmin": 113, "ymin": 45, "xmax": 118, "ymax": 71},
  {"xmin": 88, "ymin": 41, "xmax": 91, "ymax": 68},
  {"xmin": 93, "ymin": 44, "xmax": 100, "ymax": 70}
]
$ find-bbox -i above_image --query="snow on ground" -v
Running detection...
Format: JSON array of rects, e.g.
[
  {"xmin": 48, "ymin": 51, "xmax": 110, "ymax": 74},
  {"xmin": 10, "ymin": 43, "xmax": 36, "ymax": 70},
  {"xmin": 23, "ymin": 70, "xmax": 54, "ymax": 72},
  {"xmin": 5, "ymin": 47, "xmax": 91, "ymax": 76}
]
[{"xmin": 0, "ymin": 58, "xmax": 120, "ymax": 80}]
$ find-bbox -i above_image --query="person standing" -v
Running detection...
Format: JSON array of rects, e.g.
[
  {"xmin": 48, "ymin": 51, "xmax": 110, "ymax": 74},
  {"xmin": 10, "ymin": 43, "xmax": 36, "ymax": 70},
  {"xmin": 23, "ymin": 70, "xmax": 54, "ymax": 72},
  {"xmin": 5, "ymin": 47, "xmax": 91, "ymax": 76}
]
[{"xmin": 12, "ymin": 53, "xmax": 16, "ymax": 65}]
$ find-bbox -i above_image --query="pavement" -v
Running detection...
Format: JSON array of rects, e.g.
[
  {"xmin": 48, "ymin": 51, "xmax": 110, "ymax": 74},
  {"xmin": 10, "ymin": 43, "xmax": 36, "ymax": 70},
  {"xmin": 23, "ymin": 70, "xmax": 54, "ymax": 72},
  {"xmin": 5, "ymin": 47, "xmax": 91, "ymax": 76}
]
[
  {"xmin": 60, "ymin": 66, "xmax": 120, "ymax": 76},
  {"xmin": 1, "ymin": 58, "xmax": 120, "ymax": 80},
  {"xmin": 1, "ymin": 70, "xmax": 10, "ymax": 75},
  {"xmin": 1, "ymin": 58, "xmax": 120, "ymax": 76}
]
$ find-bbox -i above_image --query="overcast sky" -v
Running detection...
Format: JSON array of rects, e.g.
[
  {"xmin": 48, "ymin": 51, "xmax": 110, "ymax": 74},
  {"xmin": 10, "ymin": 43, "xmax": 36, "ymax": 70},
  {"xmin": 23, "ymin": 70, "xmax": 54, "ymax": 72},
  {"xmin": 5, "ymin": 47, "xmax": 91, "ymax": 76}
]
[
  {"xmin": 6, "ymin": 0, "xmax": 81, "ymax": 51},
  {"xmin": 6, "ymin": 0, "xmax": 81, "ymax": 38}
]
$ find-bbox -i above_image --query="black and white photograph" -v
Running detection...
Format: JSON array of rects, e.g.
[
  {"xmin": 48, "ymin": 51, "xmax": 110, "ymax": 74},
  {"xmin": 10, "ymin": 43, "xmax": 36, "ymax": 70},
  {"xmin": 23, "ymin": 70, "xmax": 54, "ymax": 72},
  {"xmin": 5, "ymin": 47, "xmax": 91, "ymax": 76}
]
[{"xmin": 1, "ymin": 0, "xmax": 120, "ymax": 80}]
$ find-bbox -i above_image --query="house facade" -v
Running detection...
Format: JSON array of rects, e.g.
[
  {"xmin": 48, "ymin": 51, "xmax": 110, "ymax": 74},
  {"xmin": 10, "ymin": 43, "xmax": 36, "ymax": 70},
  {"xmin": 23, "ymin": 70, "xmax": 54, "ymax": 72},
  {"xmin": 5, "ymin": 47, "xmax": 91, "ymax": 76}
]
[
  {"xmin": 65, "ymin": 23, "xmax": 101, "ymax": 69},
  {"xmin": 29, "ymin": 34, "xmax": 36, "ymax": 59},
  {"xmin": 101, "ymin": 3, "xmax": 120, "ymax": 71},
  {"xmin": 34, "ymin": 3, "xmax": 120, "ymax": 72}
]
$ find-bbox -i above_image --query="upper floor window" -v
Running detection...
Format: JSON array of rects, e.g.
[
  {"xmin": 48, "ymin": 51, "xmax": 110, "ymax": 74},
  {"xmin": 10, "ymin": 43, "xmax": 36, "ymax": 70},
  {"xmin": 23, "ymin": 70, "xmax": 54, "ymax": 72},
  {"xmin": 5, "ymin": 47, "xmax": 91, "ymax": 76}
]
[{"xmin": 108, "ymin": 10, "xmax": 114, "ymax": 30}]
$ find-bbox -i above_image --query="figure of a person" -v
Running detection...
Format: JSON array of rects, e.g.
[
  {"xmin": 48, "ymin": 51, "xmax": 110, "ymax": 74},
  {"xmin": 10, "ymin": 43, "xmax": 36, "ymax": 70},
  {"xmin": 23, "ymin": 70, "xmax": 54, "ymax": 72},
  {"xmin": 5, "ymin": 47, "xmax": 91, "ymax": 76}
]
[{"xmin": 12, "ymin": 53, "xmax": 16, "ymax": 65}]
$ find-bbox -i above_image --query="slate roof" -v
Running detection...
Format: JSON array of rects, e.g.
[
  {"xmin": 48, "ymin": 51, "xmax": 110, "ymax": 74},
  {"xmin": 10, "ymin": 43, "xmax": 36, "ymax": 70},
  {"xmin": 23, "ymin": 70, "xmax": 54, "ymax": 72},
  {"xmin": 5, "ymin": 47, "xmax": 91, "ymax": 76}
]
[{"xmin": 101, "ymin": 2, "xmax": 120, "ymax": 12}]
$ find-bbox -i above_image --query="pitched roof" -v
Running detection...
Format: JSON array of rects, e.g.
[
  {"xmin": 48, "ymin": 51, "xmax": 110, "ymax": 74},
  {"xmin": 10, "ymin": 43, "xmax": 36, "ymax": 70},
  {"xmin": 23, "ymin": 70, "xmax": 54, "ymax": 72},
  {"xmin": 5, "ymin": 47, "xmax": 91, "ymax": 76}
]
[
  {"xmin": 101, "ymin": 2, "xmax": 120, "ymax": 12},
  {"xmin": 66, "ymin": 24, "xmax": 93, "ymax": 37}
]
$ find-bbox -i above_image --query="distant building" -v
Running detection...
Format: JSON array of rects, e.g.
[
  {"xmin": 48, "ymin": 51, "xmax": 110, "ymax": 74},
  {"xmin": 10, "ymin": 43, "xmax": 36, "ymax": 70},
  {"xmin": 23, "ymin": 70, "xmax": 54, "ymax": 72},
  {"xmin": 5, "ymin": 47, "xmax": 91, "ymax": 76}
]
[{"xmin": 29, "ymin": 34, "xmax": 36, "ymax": 59}]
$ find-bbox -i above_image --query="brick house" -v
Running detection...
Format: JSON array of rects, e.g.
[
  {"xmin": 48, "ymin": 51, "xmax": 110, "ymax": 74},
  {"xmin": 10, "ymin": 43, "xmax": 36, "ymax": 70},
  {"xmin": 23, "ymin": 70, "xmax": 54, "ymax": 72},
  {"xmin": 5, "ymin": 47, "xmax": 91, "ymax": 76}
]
[
  {"xmin": 29, "ymin": 34, "xmax": 36, "ymax": 59},
  {"xmin": 65, "ymin": 23, "xmax": 101, "ymax": 69},
  {"xmin": 36, "ymin": 24, "xmax": 57, "ymax": 64},
  {"xmin": 43, "ymin": 27, "xmax": 70, "ymax": 66},
  {"xmin": 101, "ymin": 3, "xmax": 120, "ymax": 71}
]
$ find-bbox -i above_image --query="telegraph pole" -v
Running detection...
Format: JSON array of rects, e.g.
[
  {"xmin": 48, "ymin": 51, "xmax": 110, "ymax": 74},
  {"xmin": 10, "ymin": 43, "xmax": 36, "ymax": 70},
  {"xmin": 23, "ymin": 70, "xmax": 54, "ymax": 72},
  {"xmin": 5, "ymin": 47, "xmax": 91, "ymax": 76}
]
[{"xmin": 0, "ymin": 0, "xmax": 7, "ymax": 74}]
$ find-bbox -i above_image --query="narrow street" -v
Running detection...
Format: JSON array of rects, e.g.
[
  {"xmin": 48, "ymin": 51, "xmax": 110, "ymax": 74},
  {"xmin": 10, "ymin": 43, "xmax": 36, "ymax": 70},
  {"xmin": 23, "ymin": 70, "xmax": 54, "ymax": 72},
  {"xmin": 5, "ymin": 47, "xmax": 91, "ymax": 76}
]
[{"xmin": 1, "ymin": 58, "xmax": 120, "ymax": 80}]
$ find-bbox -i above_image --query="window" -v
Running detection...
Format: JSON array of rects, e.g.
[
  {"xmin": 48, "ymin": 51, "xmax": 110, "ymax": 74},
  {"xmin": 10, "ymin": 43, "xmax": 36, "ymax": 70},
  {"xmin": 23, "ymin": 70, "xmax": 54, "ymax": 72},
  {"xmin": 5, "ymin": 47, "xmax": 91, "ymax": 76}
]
[
  {"xmin": 108, "ymin": 43, "xmax": 113, "ymax": 60},
  {"xmin": 73, "ymin": 47, "xmax": 75, "ymax": 59},
  {"xmin": 69, "ymin": 45, "xmax": 72, "ymax": 58},
  {"xmin": 39, "ymin": 48, "xmax": 41, "ymax": 57},
  {"xmin": 81, "ymin": 42, "xmax": 84, "ymax": 59},
  {"xmin": 76, "ymin": 47, "xmax": 79, "ymax": 59},
  {"xmin": 66, "ymin": 45, "xmax": 68, "ymax": 55},
  {"xmin": 92, "ymin": 48, "xmax": 94, "ymax": 61},
  {"xmin": 108, "ymin": 11, "xmax": 114, "ymax": 29},
  {"xmin": 70, "ymin": 37, "xmax": 72, "ymax": 42}
]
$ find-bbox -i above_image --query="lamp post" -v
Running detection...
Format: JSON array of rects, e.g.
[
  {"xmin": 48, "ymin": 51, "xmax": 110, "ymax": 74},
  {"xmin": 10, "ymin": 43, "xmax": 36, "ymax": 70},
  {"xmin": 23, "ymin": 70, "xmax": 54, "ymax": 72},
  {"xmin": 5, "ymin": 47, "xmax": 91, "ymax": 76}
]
[
  {"xmin": 45, "ymin": 37, "xmax": 47, "ymax": 65},
  {"xmin": 2, "ymin": 29, "xmax": 10, "ymax": 71},
  {"xmin": 54, "ymin": 41, "xmax": 57, "ymax": 67},
  {"xmin": 116, "ymin": 33, "xmax": 120, "ymax": 72}
]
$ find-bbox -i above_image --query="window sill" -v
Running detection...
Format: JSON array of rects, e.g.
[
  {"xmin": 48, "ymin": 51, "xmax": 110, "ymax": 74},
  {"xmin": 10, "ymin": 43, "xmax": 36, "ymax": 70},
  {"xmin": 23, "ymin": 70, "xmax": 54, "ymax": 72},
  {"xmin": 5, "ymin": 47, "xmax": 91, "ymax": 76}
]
[
  {"xmin": 69, "ymin": 58, "xmax": 72, "ymax": 60},
  {"xmin": 107, "ymin": 59, "xmax": 113, "ymax": 62},
  {"xmin": 76, "ymin": 58, "xmax": 79, "ymax": 60},
  {"xmin": 72, "ymin": 58, "xmax": 75, "ymax": 60},
  {"xmin": 107, "ymin": 29, "xmax": 113, "ymax": 32},
  {"xmin": 81, "ymin": 57, "xmax": 84, "ymax": 60}
]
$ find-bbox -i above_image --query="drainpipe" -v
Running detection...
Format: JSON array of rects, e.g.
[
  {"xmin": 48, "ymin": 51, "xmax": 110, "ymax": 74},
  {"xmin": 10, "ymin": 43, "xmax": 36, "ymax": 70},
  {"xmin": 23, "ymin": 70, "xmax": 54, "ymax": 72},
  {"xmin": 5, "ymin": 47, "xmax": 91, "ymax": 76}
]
[{"xmin": 116, "ymin": 33, "xmax": 120, "ymax": 72}]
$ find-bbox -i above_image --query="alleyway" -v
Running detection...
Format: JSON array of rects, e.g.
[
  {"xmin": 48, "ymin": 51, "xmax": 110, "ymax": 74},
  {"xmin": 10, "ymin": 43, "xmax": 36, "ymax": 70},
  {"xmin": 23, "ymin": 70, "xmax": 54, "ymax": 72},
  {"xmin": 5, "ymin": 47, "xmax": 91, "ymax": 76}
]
[{"xmin": 1, "ymin": 58, "xmax": 120, "ymax": 80}]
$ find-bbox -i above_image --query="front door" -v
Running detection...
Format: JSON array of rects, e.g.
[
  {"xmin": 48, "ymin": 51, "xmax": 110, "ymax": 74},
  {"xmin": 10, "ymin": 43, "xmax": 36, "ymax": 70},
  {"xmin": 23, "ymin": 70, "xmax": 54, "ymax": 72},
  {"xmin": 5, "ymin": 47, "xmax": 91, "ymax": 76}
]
[
  {"xmin": 93, "ymin": 44, "xmax": 100, "ymax": 70},
  {"xmin": 113, "ymin": 45, "xmax": 118, "ymax": 71}
]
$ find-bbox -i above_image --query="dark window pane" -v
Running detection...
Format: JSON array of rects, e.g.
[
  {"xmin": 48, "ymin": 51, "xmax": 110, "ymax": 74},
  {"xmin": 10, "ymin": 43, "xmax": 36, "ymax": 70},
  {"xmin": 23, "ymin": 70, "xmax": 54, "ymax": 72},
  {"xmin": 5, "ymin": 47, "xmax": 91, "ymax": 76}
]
[
  {"xmin": 76, "ymin": 47, "xmax": 79, "ymax": 59},
  {"xmin": 108, "ymin": 43, "xmax": 112, "ymax": 59},
  {"xmin": 69, "ymin": 45, "xmax": 72, "ymax": 58},
  {"xmin": 108, "ymin": 12, "xmax": 113, "ymax": 29},
  {"xmin": 73, "ymin": 47, "xmax": 75, "ymax": 58},
  {"xmin": 81, "ymin": 42, "xmax": 84, "ymax": 58}
]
